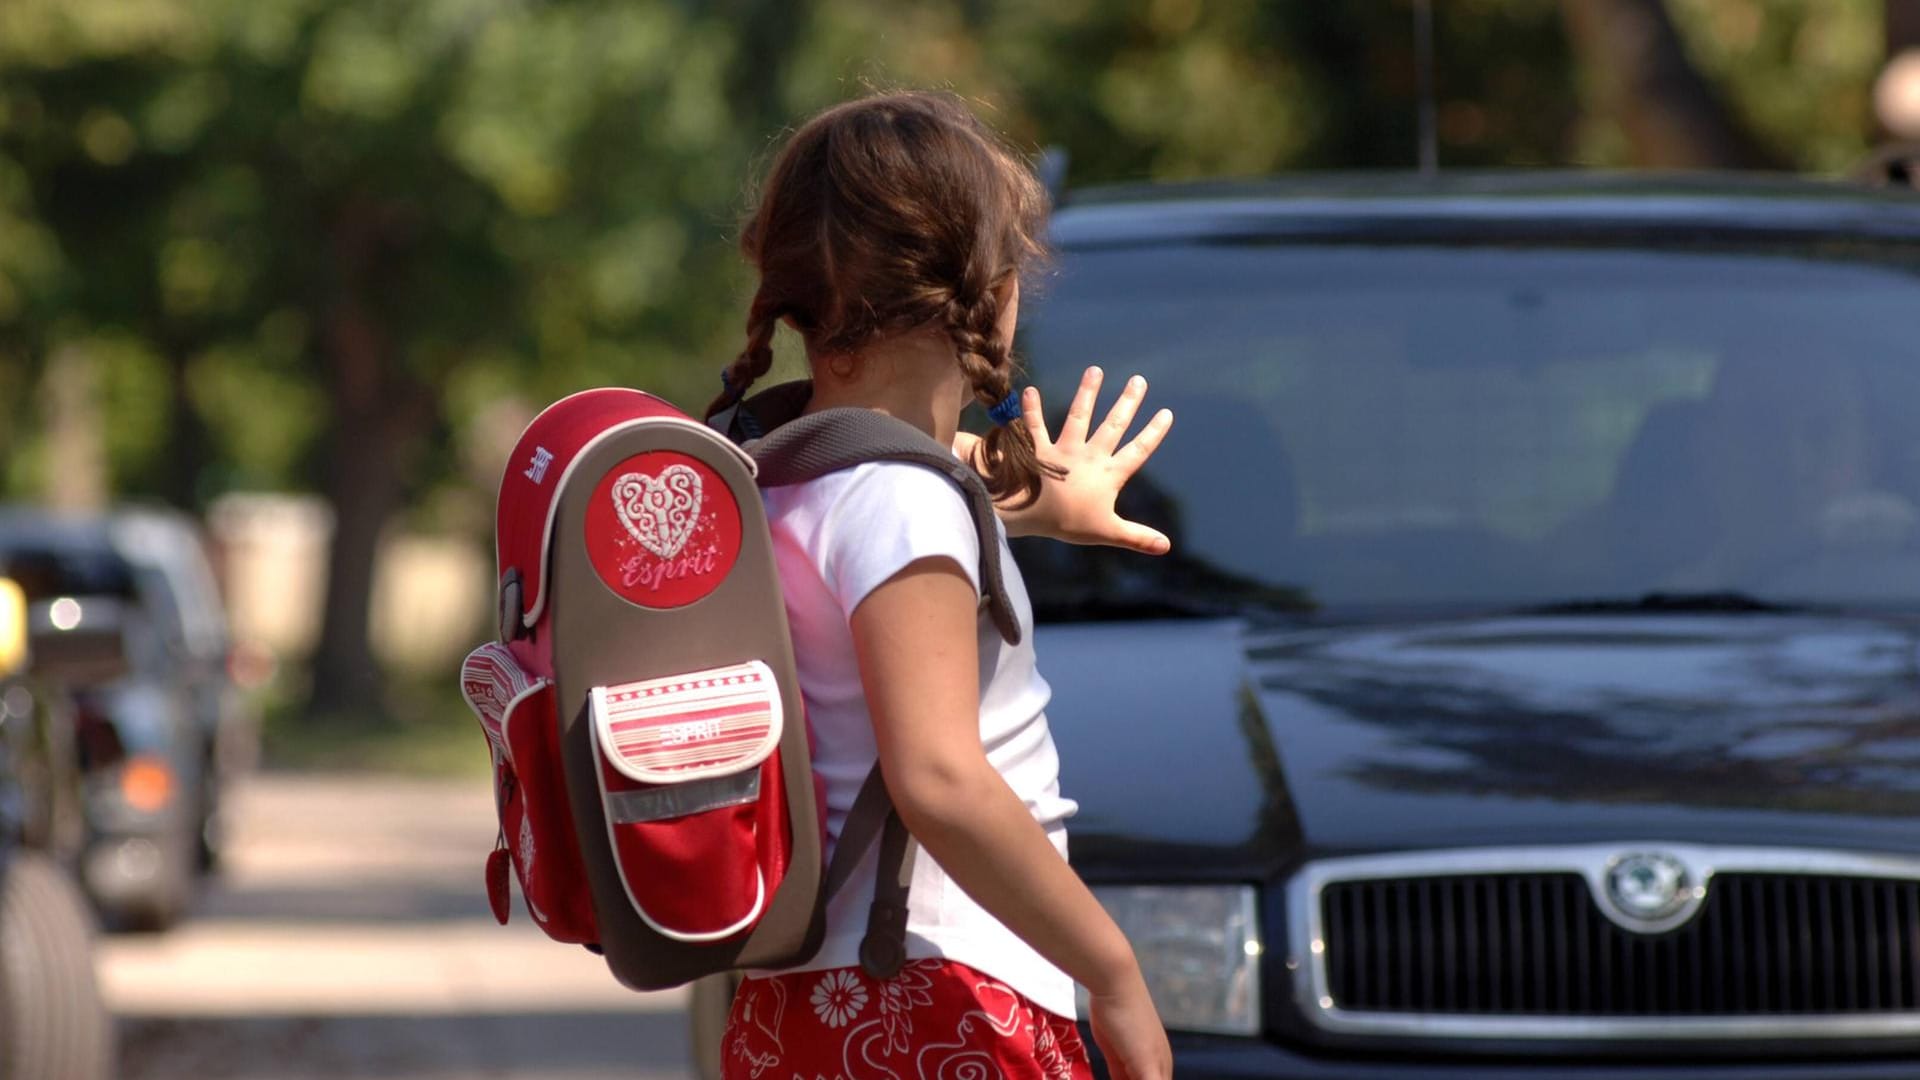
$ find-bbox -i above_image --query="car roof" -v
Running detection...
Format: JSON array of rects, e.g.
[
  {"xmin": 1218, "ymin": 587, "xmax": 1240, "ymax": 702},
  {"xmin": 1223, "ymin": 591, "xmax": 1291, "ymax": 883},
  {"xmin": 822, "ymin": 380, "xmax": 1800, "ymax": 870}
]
[
  {"xmin": 1050, "ymin": 170, "xmax": 1920, "ymax": 249},
  {"xmin": 0, "ymin": 509, "xmax": 115, "ymax": 554},
  {"xmin": 0, "ymin": 512, "xmax": 136, "ymax": 600}
]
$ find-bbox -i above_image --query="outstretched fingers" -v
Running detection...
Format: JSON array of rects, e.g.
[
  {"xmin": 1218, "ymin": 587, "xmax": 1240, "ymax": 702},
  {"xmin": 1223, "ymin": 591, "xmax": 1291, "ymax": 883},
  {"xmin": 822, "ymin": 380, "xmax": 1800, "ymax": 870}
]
[
  {"xmin": 1091, "ymin": 375, "xmax": 1149, "ymax": 452},
  {"xmin": 1061, "ymin": 365, "xmax": 1104, "ymax": 445},
  {"xmin": 1115, "ymin": 407, "xmax": 1174, "ymax": 477},
  {"xmin": 1019, "ymin": 385, "xmax": 1051, "ymax": 447}
]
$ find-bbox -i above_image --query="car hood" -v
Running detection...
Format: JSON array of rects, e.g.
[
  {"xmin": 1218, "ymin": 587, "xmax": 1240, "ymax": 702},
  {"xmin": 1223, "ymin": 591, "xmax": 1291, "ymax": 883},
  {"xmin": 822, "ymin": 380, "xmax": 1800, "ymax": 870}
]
[{"xmin": 1037, "ymin": 613, "xmax": 1920, "ymax": 878}]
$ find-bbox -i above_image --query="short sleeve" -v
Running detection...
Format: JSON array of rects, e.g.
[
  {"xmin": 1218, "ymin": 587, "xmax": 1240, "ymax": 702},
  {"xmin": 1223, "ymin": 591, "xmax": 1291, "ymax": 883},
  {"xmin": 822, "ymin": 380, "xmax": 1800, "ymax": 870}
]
[{"xmin": 822, "ymin": 462, "xmax": 981, "ymax": 617}]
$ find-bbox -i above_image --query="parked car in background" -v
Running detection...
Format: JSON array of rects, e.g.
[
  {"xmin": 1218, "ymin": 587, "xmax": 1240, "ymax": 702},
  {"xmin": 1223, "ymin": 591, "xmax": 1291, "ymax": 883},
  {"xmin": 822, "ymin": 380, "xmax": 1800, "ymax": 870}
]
[
  {"xmin": 684, "ymin": 169, "xmax": 1920, "ymax": 1079},
  {"xmin": 112, "ymin": 504, "xmax": 261, "ymax": 869},
  {"xmin": 0, "ymin": 575, "xmax": 115, "ymax": 1080},
  {"xmin": 0, "ymin": 507, "xmax": 248, "ymax": 930}
]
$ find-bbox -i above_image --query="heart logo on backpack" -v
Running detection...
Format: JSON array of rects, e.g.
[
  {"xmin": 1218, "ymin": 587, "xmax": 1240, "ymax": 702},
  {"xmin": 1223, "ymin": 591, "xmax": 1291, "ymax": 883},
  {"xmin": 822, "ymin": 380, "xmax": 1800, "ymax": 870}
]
[{"xmin": 612, "ymin": 465, "xmax": 703, "ymax": 559}]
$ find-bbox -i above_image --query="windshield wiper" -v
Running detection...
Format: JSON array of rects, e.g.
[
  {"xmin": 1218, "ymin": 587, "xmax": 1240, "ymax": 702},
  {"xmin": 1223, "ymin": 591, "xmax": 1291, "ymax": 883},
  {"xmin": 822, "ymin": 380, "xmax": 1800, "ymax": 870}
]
[{"xmin": 1519, "ymin": 590, "xmax": 1801, "ymax": 616}]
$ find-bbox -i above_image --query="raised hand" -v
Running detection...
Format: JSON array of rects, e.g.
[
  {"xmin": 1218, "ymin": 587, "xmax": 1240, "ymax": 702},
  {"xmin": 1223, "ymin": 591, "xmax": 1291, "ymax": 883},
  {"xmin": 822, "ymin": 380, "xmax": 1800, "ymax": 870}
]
[{"xmin": 964, "ymin": 366, "xmax": 1175, "ymax": 554}]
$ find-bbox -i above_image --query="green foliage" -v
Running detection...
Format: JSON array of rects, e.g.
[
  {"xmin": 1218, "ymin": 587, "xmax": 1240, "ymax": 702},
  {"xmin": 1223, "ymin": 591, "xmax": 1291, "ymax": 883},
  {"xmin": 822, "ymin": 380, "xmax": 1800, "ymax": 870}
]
[
  {"xmin": 1666, "ymin": 0, "xmax": 1884, "ymax": 173},
  {"xmin": 1, "ymin": 0, "xmax": 1893, "ymax": 506},
  {"xmin": 0, "ymin": 0, "xmax": 1899, "ymax": 717},
  {"xmin": 0, "ymin": 0, "xmax": 761, "ymax": 508}
]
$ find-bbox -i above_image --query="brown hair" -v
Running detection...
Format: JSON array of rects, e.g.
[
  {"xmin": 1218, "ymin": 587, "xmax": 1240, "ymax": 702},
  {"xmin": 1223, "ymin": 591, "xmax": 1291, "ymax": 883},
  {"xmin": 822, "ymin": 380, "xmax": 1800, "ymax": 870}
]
[{"xmin": 708, "ymin": 90, "xmax": 1056, "ymax": 506}]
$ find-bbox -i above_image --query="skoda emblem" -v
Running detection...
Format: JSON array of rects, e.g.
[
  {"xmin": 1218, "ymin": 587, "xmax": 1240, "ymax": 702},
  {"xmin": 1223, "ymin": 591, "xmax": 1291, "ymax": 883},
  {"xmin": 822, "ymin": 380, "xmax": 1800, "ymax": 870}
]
[{"xmin": 1604, "ymin": 852, "xmax": 1696, "ymax": 928}]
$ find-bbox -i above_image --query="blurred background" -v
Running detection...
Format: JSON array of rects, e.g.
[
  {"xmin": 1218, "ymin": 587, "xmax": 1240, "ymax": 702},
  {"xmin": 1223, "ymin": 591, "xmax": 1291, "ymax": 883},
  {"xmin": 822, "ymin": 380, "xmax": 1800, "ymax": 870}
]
[{"xmin": 0, "ymin": 0, "xmax": 1918, "ymax": 1077}]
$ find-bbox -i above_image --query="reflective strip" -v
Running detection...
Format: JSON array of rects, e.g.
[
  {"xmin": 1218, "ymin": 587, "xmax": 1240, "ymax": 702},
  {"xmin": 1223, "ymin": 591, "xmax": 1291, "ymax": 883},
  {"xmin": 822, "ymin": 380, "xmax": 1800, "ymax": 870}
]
[{"xmin": 606, "ymin": 770, "xmax": 761, "ymax": 824}]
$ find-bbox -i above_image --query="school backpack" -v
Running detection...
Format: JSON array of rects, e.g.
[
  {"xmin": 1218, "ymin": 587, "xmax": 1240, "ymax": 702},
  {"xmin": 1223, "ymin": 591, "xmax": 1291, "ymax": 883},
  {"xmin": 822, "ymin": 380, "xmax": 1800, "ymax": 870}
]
[{"xmin": 459, "ymin": 382, "xmax": 1020, "ymax": 990}]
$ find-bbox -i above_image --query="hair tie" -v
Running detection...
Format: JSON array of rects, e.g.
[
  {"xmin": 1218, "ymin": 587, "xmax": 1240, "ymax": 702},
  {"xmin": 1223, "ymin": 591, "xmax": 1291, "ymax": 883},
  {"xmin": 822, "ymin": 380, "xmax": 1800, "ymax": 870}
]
[
  {"xmin": 720, "ymin": 368, "xmax": 744, "ymax": 405},
  {"xmin": 987, "ymin": 390, "xmax": 1023, "ymax": 427}
]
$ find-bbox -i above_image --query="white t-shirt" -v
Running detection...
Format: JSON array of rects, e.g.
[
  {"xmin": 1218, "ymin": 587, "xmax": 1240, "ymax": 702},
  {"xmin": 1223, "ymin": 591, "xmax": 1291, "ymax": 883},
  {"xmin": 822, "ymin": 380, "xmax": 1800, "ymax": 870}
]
[{"xmin": 760, "ymin": 458, "xmax": 1079, "ymax": 1019}]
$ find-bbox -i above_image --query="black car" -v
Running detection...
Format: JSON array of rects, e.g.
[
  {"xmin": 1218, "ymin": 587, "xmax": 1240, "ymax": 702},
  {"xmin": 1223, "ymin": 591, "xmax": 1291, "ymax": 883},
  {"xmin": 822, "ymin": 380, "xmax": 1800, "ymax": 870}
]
[
  {"xmin": 0, "ymin": 510, "xmax": 218, "ymax": 929},
  {"xmin": 1012, "ymin": 171, "xmax": 1920, "ymax": 1077}
]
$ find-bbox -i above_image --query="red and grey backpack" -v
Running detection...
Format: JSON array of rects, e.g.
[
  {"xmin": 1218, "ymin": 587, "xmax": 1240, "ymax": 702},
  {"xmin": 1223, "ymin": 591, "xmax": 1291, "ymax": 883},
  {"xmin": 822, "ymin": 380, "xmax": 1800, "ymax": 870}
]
[{"xmin": 459, "ymin": 382, "xmax": 1020, "ymax": 989}]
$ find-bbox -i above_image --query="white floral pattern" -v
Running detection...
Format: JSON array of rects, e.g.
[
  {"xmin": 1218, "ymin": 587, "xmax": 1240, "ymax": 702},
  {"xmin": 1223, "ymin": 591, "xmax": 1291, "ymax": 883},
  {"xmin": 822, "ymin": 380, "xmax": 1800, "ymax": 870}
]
[
  {"xmin": 724, "ymin": 962, "xmax": 1087, "ymax": 1080},
  {"xmin": 809, "ymin": 969, "xmax": 870, "ymax": 1028},
  {"xmin": 878, "ymin": 960, "xmax": 940, "ymax": 1053},
  {"xmin": 1030, "ymin": 1011, "xmax": 1080, "ymax": 1080}
]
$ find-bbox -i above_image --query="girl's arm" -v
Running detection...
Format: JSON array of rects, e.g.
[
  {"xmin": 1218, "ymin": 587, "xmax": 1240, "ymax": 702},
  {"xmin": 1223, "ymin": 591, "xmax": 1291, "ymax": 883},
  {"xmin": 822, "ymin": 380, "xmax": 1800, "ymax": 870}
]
[
  {"xmin": 956, "ymin": 366, "xmax": 1174, "ymax": 554},
  {"xmin": 851, "ymin": 557, "xmax": 1172, "ymax": 1080}
]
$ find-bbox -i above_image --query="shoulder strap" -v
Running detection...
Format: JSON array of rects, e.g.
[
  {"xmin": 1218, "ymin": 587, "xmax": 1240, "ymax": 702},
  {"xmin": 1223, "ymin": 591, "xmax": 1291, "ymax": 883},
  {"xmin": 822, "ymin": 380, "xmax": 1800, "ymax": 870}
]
[
  {"xmin": 734, "ymin": 380, "xmax": 1016, "ymax": 980},
  {"xmin": 740, "ymin": 382, "xmax": 1021, "ymax": 648},
  {"xmin": 818, "ymin": 764, "xmax": 914, "ymax": 980}
]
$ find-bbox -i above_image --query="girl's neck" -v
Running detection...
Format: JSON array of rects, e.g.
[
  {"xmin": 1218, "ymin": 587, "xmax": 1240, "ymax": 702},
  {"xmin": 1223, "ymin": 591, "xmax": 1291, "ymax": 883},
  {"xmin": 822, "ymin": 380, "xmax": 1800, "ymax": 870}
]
[{"xmin": 804, "ymin": 328, "xmax": 969, "ymax": 447}]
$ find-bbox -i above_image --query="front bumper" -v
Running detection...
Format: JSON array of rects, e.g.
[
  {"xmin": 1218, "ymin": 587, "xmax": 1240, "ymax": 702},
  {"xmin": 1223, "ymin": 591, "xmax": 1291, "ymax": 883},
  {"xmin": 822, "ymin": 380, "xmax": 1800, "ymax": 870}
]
[{"xmin": 1159, "ymin": 1036, "xmax": 1920, "ymax": 1079}]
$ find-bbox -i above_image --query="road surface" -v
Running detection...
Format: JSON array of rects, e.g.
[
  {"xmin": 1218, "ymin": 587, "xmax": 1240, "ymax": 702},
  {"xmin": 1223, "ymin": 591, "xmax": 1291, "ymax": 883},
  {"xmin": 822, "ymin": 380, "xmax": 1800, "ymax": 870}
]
[{"xmin": 98, "ymin": 774, "xmax": 694, "ymax": 1080}]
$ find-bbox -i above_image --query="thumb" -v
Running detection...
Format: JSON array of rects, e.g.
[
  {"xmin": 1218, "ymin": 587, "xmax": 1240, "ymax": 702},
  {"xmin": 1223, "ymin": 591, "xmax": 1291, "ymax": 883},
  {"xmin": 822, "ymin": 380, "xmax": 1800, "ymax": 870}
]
[{"xmin": 1106, "ymin": 520, "xmax": 1172, "ymax": 556}]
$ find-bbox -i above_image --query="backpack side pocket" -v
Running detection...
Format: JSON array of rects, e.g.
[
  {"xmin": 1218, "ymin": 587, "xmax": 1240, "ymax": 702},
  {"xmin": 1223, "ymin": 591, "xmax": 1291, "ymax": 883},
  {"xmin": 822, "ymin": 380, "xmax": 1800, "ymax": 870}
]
[{"xmin": 461, "ymin": 643, "xmax": 600, "ymax": 945}]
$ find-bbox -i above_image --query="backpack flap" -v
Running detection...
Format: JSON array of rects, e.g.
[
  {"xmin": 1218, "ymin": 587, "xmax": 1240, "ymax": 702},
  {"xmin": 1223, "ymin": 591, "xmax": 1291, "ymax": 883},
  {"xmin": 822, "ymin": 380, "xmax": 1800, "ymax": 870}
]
[{"xmin": 589, "ymin": 660, "xmax": 789, "ymax": 942}]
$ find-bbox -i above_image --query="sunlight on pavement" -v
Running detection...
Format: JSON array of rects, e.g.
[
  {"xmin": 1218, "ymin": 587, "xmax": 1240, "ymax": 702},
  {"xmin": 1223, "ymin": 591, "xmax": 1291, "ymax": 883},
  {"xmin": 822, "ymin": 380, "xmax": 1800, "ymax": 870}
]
[
  {"xmin": 99, "ymin": 775, "xmax": 693, "ymax": 1080},
  {"xmin": 101, "ymin": 920, "xmax": 681, "ymax": 1016}
]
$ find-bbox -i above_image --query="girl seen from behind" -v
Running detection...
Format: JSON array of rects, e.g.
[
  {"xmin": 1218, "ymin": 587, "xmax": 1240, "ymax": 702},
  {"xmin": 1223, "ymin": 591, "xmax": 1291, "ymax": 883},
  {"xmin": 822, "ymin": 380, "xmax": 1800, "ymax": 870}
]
[{"xmin": 711, "ymin": 91, "xmax": 1175, "ymax": 1080}]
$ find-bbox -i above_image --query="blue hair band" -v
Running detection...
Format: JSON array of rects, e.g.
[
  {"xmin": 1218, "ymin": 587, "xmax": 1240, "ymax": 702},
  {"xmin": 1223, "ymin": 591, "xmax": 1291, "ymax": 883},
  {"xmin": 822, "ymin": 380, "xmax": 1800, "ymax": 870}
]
[{"xmin": 987, "ymin": 390, "xmax": 1023, "ymax": 427}]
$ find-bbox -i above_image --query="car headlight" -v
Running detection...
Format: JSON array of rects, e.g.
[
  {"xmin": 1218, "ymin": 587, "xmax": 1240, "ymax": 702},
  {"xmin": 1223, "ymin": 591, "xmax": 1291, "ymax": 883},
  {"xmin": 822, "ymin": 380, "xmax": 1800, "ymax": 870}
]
[{"xmin": 1079, "ymin": 884, "xmax": 1262, "ymax": 1036}]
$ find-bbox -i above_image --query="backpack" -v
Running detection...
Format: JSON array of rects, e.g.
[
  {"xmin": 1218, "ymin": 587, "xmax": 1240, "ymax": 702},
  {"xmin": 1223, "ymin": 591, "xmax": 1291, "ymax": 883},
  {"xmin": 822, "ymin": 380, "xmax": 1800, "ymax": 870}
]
[{"xmin": 459, "ymin": 383, "xmax": 1020, "ymax": 990}]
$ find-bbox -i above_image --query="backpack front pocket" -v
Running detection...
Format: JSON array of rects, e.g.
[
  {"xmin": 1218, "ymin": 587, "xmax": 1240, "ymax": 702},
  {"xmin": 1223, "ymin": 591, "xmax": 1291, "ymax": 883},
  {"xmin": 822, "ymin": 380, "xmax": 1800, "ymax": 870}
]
[{"xmin": 589, "ymin": 660, "xmax": 792, "ymax": 942}]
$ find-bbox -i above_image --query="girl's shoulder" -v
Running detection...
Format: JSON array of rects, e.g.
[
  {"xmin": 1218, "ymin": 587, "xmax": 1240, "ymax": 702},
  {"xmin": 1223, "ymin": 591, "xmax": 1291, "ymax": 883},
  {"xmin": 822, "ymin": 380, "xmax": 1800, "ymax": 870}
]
[
  {"xmin": 765, "ymin": 459, "xmax": 973, "ymax": 527},
  {"xmin": 764, "ymin": 460, "xmax": 983, "ymax": 607}
]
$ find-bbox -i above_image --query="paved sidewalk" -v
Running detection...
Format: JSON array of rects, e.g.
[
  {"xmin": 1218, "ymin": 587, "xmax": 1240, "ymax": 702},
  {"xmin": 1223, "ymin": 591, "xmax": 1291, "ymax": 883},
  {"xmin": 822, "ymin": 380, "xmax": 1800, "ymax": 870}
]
[{"xmin": 99, "ymin": 774, "xmax": 692, "ymax": 1080}]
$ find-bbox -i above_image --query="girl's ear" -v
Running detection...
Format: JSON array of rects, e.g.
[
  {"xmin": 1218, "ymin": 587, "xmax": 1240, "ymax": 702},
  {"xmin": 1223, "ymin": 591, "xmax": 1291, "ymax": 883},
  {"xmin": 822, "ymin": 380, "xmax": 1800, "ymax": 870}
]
[
  {"xmin": 991, "ymin": 274, "xmax": 1019, "ymax": 311},
  {"xmin": 992, "ymin": 275, "xmax": 1021, "ymax": 351}
]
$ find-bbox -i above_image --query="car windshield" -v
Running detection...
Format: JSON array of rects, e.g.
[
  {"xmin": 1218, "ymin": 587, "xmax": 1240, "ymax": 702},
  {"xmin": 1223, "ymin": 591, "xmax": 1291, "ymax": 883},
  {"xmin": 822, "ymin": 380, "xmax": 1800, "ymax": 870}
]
[
  {"xmin": 1017, "ymin": 241, "xmax": 1920, "ymax": 617},
  {"xmin": 0, "ymin": 542, "xmax": 138, "ymax": 602}
]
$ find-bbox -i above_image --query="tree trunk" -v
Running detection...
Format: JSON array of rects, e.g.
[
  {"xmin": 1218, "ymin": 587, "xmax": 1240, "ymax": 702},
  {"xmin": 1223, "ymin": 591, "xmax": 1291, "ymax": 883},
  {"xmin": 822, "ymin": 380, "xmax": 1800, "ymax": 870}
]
[
  {"xmin": 305, "ymin": 372, "xmax": 404, "ymax": 722},
  {"xmin": 1560, "ymin": 0, "xmax": 1784, "ymax": 169},
  {"xmin": 1891, "ymin": 0, "xmax": 1920, "ymax": 53},
  {"xmin": 305, "ymin": 200, "xmax": 430, "ymax": 725},
  {"xmin": 37, "ymin": 346, "xmax": 108, "ymax": 514},
  {"xmin": 716, "ymin": 0, "xmax": 807, "ymax": 131},
  {"xmin": 158, "ymin": 345, "xmax": 212, "ymax": 510}
]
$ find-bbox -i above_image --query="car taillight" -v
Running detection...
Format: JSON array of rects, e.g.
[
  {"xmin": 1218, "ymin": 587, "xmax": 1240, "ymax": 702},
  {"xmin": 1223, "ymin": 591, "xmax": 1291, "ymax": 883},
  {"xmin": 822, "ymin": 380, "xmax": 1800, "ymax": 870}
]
[{"xmin": 119, "ymin": 755, "xmax": 175, "ymax": 813}]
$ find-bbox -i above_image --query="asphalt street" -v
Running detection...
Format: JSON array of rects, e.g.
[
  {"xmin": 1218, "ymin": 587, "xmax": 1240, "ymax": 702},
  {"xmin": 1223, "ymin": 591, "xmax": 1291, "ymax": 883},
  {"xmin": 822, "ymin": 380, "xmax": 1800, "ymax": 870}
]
[{"xmin": 98, "ymin": 774, "xmax": 694, "ymax": 1080}]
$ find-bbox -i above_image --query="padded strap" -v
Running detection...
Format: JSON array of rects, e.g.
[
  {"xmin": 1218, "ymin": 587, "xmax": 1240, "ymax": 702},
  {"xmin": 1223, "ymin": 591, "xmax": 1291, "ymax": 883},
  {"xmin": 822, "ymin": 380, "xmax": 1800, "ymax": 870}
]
[
  {"xmin": 822, "ymin": 764, "xmax": 915, "ymax": 980},
  {"xmin": 739, "ymin": 381, "xmax": 1022, "ymax": 648},
  {"xmin": 823, "ymin": 765, "xmax": 892, "ymax": 902},
  {"xmin": 860, "ymin": 811, "xmax": 915, "ymax": 979}
]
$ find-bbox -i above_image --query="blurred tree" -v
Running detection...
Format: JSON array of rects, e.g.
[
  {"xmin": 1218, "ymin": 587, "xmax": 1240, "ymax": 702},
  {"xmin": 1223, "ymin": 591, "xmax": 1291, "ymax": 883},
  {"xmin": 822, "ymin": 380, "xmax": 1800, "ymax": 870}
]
[
  {"xmin": 1896, "ymin": 0, "xmax": 1920, "ymax": 51},
  {"xmin": 0, "ymin": 0, "xmax": 754, "ymax": 722},
  {"xmin": 1561, "ymin": 0, "xmax": 1784, "ymax": 168},
  {"xmin": 0, "ymin": 0, "xmax": 1902, "ymax": 726},
  {"xmin": 1651, "ymin": 0, "xmax": 1884, "ymax": 172}
]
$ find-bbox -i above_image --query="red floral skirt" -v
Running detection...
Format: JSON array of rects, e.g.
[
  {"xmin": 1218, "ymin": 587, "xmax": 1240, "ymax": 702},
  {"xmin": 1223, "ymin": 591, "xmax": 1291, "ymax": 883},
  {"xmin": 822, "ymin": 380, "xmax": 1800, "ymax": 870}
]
[{"xmin": 721, "ymin": 959, "xmax": 1094, "ymax": 1080}]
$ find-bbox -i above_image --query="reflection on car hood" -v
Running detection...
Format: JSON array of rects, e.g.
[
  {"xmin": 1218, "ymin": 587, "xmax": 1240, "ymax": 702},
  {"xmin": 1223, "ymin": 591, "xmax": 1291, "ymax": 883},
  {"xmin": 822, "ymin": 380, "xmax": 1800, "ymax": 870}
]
[{"xmin": 1038, "ymin": 614, "xmax": 1920, "ymax": 879}]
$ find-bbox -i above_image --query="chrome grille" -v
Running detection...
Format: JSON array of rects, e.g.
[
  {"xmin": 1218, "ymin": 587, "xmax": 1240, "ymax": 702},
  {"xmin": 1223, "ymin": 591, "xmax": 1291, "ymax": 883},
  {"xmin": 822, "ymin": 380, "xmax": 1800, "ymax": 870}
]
[
  {"xmin": 1322, "ymin": 873, "xmax": 1920, "ymax": 1016},
  {"xmin": 1291, "ymin": 846, "xmax": 1920, "ymax": 1040}
]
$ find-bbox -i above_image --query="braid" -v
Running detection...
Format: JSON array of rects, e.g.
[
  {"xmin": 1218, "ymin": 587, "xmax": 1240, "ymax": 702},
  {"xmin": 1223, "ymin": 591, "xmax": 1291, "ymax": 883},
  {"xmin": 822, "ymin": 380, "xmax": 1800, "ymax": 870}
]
[
  {"xmin": 704, "ymin": 291, "xmax": 781, "ymax": 420},
  {"xmin": 944, "ymin": 280, "xmax": 1059, "ymax": 508}
]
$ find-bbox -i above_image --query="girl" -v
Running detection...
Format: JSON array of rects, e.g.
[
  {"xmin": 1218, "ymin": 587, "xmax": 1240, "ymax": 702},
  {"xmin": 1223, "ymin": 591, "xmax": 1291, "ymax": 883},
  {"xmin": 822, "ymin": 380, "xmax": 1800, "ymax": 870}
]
[{"xmin": 709, "ymin": 91, "xmax": 1175, "ymax": 1080}]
